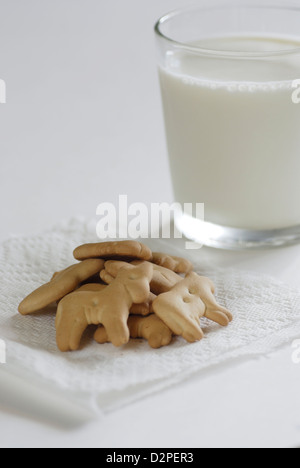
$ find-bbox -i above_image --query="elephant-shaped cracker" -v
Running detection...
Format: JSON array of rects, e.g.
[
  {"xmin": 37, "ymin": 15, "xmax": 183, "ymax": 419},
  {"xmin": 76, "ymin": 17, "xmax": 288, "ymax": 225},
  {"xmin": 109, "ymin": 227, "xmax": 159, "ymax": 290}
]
[{"xmin": 152, "ymin": 272, "xmax": 233, "ymax": 343}]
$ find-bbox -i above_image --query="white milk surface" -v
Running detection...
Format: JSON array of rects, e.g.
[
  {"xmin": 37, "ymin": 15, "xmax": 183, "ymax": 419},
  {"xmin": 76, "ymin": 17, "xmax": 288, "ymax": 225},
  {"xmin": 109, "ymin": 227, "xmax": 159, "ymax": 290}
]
[{"xmin": 159, "ymin": 36, "xmax": 300, "ymax": 230}]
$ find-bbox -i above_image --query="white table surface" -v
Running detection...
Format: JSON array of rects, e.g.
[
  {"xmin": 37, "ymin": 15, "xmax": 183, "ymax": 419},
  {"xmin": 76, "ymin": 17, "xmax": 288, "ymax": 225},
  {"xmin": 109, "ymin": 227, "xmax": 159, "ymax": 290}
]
[{"xmin": 1, "ymin": 0, "xmax": 300, "ymax": 448}]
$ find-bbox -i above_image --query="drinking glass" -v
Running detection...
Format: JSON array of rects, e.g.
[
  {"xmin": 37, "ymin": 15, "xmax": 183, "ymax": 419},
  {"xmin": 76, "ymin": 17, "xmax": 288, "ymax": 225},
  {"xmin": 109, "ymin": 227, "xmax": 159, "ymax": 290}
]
[{"xmin": 155, "ymin": 1, "xmax": 300, "ymax": 249}]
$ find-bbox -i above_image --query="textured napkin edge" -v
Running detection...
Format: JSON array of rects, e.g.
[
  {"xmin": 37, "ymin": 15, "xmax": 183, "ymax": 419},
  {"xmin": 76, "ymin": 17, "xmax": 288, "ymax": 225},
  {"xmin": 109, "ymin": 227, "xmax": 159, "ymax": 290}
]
[
  {"xmin": 95, "ymin": 318, "xmax": 300, "ymax": 413},
  {"xmin": 2, "ymin": 217, "xmax": 300, "ymax": 415},
  {"xmin": 3, "ymin": 315, "xmax": 300, "ymax": 415}
]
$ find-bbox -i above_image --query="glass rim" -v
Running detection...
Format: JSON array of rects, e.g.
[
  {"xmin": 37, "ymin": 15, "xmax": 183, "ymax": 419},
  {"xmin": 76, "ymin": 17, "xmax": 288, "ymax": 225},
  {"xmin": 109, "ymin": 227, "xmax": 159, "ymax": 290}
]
[{"xmin": 154, "ymin": 1, "xmax": 300, "ymax": 58}]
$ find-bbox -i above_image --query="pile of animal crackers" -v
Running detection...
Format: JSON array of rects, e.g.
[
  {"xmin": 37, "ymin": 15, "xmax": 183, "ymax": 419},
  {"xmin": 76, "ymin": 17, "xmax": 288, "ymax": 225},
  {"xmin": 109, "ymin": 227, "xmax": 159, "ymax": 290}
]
[{"xmin": 18, "ymin": 240, "xmax": 232, "ymax": 352}]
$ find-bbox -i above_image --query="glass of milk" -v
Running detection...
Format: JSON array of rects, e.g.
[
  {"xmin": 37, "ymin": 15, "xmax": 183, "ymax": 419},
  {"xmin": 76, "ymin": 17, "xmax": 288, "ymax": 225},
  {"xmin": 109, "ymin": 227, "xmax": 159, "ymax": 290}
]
[{"xmin": 155, "ymin": 1, "xmax": 300, "ymax": 249}]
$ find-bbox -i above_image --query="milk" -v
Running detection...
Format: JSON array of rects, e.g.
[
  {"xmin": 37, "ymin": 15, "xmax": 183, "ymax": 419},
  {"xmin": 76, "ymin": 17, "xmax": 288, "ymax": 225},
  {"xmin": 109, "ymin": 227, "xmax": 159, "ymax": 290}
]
[{"xmin": 159, "ymin": 36, "xmax": 300, "ymax": 230}]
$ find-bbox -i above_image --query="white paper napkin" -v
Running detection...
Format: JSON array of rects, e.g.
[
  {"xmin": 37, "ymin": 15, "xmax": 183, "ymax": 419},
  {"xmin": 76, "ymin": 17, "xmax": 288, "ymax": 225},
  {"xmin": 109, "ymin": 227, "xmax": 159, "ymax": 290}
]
[{"xmin": 1, "ymin": 218, "xmax": 300, "ymax": 414}]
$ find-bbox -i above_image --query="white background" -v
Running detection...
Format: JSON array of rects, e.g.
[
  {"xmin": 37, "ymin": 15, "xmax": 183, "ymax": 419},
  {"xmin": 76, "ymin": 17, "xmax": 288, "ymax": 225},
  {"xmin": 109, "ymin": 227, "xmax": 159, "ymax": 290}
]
[
  {"xmin": 1, "ymin": 0, "xmax": 300, "ymax": 448},
  {"xmin": 0, "ymin": 0, "xmax": 178, "ymax": 242}
]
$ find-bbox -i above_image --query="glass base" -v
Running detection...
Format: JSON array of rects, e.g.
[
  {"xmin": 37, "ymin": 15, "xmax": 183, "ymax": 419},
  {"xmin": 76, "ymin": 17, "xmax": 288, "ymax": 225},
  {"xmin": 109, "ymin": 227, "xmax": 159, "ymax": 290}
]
[{"xmin": 175, "ymin": 213, "xmax": 300, "ymax": 250}]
